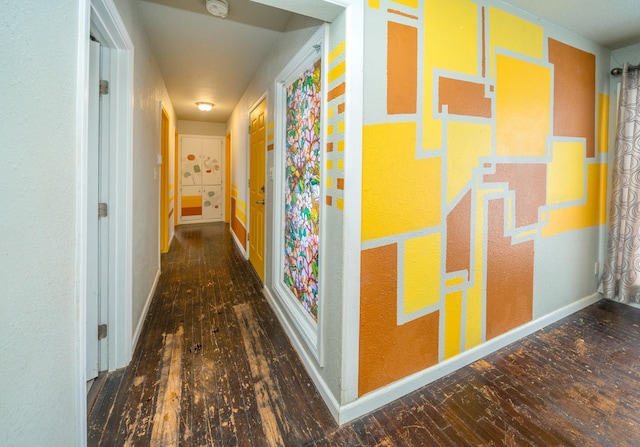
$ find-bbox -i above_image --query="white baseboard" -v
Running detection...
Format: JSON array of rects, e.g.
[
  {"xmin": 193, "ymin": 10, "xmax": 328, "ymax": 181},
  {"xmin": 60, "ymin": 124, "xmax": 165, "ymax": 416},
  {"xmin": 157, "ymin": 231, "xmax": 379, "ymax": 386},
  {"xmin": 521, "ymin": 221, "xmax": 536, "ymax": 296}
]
[
  {"xmin": 263, "ymin": 287, "xmax": 602, "ymax": 425},
  {"xmin": 262, "ymin": 286, "xmax": 342, "ymax": 421},
  {"xmin": 131, "ymin": 268, "xmax": 161, "ymax": 354},
  {"xmin": 337, "ymin": 292, "xmax": 602, "ymax": 424}
]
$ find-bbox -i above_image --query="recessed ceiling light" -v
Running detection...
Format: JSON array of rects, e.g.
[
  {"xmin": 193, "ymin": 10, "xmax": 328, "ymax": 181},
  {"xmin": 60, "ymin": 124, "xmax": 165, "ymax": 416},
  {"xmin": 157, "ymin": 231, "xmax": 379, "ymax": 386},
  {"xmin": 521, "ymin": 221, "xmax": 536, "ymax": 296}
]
[{"xmin": 196, "ymin": 102, "xmax": 214, "ymax": 112}]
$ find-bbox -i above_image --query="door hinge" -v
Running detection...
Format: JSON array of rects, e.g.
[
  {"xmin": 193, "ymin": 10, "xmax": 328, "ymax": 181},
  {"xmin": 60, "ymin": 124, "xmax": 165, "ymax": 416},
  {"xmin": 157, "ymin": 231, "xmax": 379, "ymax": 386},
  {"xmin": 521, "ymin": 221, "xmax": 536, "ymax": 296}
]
[
  {"xmin": 98, "ymin": 202, "xmax": 108, "ymax": 218},
  {"xmin": 99, "ymin": 79, "xmax": 109, "ymax": 95},
  {"xmin": 98, "ymin": 324, "xmax": 108, "ymax": 340}
]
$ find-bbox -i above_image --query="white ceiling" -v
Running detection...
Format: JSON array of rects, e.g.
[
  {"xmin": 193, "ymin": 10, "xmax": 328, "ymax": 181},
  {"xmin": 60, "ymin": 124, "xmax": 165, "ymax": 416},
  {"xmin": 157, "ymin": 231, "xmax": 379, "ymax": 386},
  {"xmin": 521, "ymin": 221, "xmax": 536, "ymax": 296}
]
[{"xmin": 136, "ymin": 0, "xmax": 640, "ymax": 124}]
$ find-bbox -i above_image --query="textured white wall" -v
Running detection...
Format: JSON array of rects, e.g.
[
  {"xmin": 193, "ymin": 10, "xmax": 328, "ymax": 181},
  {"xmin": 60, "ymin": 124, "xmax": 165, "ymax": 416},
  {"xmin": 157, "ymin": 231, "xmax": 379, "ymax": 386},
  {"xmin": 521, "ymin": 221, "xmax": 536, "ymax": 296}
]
[
  {"xmin": 0, "ymin": 1, "xmax": 82, "ymax": 445},
  {"xmin": 113, "ymin": 0, "xmax": 176, "ymax": 333}
]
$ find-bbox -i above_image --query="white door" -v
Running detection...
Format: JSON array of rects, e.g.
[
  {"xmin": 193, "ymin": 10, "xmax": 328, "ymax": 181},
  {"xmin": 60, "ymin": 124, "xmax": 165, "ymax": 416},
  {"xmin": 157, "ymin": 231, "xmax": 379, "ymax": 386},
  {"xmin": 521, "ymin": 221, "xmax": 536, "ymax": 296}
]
[
  {"xmin": 87, "ymin": 39, "xmax": 110, "ymax": 382},
  {"xmin": 86, "ymin": 39, "xmax": 101, "ymax": 382}
]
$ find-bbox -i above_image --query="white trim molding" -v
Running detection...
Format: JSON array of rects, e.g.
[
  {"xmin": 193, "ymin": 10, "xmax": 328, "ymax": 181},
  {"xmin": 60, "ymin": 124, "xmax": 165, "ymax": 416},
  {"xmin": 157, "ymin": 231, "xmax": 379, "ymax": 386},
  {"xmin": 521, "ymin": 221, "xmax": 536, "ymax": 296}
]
[
  {"xmin": 271, "ymin": 26, "xmax": 328, "ymax": 366},
  {"xmin": 337, "ymin": 293, "xmax": 601, "ymax": 424}
]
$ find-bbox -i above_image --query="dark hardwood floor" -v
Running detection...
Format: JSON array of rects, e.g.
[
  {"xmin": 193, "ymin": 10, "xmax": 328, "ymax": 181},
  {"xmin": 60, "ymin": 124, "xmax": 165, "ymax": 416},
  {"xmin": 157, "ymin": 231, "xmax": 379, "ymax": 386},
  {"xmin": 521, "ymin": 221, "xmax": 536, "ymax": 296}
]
[{"xmin": 88, "ymin": 222, "xmax": 640, "ymax": 446}]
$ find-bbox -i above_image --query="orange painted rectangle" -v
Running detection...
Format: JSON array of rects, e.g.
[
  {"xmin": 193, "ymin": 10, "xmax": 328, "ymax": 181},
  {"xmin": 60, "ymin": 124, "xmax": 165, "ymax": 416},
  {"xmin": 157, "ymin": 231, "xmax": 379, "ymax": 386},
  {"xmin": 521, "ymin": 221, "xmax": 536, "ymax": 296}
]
[
  {"xmin": 337, "ymin": 178, "xmax": 344, "ymax": 190},
  {"xmin": 338, "ymin": 103, "xmax": 345, "ymax": 114},
  {"xmin": 387, "ymin": 22, "xmax": 417, "ymax": 114},
  {"xmin": 182, "ymin": 207, "xmax": 202, "ymax": 216},
  {"xmin": 328, "ymin": 83, "xmax": 345, "ymax": 101},
  {"xmin": 439, "ymin": 77, "xmax": 492, "ymax": 118},
  {"xmin": 267, "ymin": 144, "xmax": 274, "ymax": 151},
  {"xmin": 230, "ymin": 197, "xmax": 247, "ymax": 249},
  {"xmin": 549, "ymin": 38, "xmax": 596, "ymax": 157},
  {"xmin": 387, "ymin": 8, "xmax": 419, "ymax": 20},
  {"xmin": 327, "ymin": 142, "xmax": 334, "ymax": 152},
  {"xmin": 326, "ymin": 195, "xmax": 333, "ymax": 206}
]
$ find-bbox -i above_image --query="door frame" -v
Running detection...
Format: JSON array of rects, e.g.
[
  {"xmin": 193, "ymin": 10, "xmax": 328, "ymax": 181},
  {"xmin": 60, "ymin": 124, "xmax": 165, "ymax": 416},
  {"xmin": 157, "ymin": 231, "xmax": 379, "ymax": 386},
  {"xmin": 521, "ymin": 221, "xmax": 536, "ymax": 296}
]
[
  {"xmin": 160, "ymin": 106, "xmax": 170, "ymax": 253},
  {"xmin": 76, "ymin": 0, "xmax": 134, "ymax": 443},
  {"xmin": 178, "ymin": 134, "xmax": 226, "ymax": 225}
]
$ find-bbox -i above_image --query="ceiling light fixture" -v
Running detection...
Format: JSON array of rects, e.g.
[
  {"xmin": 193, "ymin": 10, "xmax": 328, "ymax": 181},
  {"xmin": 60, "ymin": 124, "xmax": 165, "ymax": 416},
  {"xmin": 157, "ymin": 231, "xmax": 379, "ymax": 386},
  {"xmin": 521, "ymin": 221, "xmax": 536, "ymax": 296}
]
[
  {"xmin": 206, "ymin": 0, "xmax": 228, "ymax": 18},
  {"xmin": 196, "ymin": 102, "xmax": 214, "ymax": 112}
]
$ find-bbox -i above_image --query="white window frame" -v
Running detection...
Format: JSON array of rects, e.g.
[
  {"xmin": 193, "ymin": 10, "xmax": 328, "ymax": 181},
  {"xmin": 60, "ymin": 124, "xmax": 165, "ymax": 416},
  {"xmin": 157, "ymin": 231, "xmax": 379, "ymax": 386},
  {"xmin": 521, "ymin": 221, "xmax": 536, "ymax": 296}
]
[{"xmin": 272, "ymin": 25, "xmax": 328, "ymax": 365}]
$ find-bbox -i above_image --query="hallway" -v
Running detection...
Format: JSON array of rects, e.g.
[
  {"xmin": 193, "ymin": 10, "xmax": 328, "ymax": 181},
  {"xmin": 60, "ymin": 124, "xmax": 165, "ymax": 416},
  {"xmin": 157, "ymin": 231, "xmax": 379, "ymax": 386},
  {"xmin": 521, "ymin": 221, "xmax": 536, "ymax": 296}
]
[{"xmin": 88, "ymin": 223, "xmax": 640, "ymax": 446}]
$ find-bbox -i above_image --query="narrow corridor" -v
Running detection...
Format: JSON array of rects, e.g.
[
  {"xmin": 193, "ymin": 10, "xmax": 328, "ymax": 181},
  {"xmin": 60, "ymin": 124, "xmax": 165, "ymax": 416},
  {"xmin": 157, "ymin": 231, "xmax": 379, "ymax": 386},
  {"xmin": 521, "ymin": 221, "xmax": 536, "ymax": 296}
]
[{"xmin": 88, "ymin": 223, "xmax": 640, "ymax": 446}]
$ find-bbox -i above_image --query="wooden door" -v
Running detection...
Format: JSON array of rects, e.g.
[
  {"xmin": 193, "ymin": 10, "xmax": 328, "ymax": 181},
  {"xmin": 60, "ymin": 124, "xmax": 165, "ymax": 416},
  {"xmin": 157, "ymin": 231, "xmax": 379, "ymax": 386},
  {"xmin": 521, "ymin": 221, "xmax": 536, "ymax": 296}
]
[{"xmin": 249, "ymin": 99, "xmax": 266, "ymax": 282}]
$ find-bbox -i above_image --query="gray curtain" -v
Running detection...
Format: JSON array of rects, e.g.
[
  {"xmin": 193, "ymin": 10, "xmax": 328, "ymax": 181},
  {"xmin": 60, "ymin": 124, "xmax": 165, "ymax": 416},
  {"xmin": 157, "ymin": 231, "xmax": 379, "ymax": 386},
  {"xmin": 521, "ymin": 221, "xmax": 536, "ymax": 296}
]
[{"xmin": 600, "ymin": 63, "xmax": 640, "ymax": 304}]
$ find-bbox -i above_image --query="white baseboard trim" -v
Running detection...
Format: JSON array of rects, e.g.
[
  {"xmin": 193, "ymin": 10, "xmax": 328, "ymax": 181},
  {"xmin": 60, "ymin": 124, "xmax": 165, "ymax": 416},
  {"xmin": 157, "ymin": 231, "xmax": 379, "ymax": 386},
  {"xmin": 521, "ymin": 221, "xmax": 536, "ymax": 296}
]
[
  {"xmin": 262, "ymin": 286, "xmax": 341, "ymax": 421},
  {"xmin": 231, "ymin": 231, "xmax": 248, "ymax": 259},
  {"xmin": 131, "ymin": 268, "xmax": 161, "ymax": 354},
  {"xmin": 337, "ymin": 292, "xmax": 602, "ymax": 424},
  {"xmin": 262, "ymin": 286, "xmax": 601, "ymax": 425}
]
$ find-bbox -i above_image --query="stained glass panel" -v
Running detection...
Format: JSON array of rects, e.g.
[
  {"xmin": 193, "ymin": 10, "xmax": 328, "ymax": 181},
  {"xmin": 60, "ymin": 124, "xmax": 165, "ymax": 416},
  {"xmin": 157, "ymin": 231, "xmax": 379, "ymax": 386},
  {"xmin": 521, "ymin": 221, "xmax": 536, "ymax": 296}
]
[{"xmin": 283, "ymin": 59, "xmax": 322, "ymax": 321}]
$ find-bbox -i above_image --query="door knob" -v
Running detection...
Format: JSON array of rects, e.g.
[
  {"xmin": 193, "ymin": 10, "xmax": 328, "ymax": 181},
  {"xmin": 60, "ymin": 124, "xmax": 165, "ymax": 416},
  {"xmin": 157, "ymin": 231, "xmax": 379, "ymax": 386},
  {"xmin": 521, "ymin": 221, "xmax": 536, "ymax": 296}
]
[{"xmin": 256, "ymin": 200, "xmax": 265, "ymax": 204}]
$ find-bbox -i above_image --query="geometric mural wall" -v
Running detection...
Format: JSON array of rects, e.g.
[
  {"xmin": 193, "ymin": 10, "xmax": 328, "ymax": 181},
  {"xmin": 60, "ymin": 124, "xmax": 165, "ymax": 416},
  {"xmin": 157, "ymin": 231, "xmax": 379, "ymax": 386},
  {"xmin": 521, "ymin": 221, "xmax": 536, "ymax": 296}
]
[{"xmin": 359, "ymin": 0, "xmax": 608, "ymax": 396}]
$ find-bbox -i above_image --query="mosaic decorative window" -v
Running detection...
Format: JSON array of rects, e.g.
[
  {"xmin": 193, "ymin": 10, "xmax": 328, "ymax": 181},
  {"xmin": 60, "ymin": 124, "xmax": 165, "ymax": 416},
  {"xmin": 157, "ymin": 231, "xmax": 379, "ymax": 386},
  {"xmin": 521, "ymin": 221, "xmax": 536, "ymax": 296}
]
[{"xmin": 283, "ymin": 59, "xmax": 322, "ymax": 321}]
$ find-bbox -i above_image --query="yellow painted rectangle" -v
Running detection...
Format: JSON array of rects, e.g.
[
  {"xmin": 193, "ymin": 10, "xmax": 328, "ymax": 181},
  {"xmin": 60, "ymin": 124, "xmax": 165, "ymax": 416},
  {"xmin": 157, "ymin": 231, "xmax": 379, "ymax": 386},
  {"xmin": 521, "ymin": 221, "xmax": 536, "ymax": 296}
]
[
  {"xmin": 336, "ymin": 197, "xmax": 344, "ymax": 210},
  {"xmin": 337, "ymin": 159, "xmax": 344, "ymax": 170},
  {"xmin": 547, "ymin": 141, "xmax": 585, "ymax": 205},
  {"xmin": 328, "ymin": 106, "xmax": 335, "ymax": 118},
  {"xmin": 326, "ymin": 159, "xmax": 333, "ymax": 170},
  {"xmin": 326, "ymin": 177, "xmax": 334, "ymax": 188},
  {"xmin": 489, "ymin": 6, "xmax": 544, "ymax": 79},
  {"xmin": 367, "ymin": 0, "xmax": 380, "ymax": 9},
  {"xmin": 447, "ymin": 121, "xmax": 492, "ymax": 204},
  {"xmin": 423, "ymin": 0, "xmax": 478, "ymax": 150},
  {"xmin": 328, "ymin": 124, "xmax": 334, "ymax": 135},
  {"xmin": 337, "ymin": 121, "xmax": 345, "ymax": 133},
  {"xmin": 329, "ymin": 61, "xmax": 346, "ymax": 83},
  {"xmin": 445, "ymin": 291, "xmax": 463, "ymax": 359},
  {"xmin": 598, "ymin": 93, "xmax": 610, "ymax": 153},
  {"xmin": 237, "ymin": 199, "xmax": 246, "ymax": 212},
  {"xmin": 362, "ymin": 122, "xmax": 441, "ymax": 241},
  {"xmin": 404, "ymin": 233, "xmax": 441, "ymax": 314},
  {"xmin": 329, "ymin": 41, "xmax": 346, "ymax": 62},
  {"xmin": 543, "ymin": 163, "xmax": 605, "ymax": 237},
  {"xmin": 445, "ymin": 277, "xmax": 465, "ymax": 288},
  {"xmin": 495, "ymin": 55, "xmax": 551, "ymax": 157},
  {"xmin": 182, "ymin": 195, "xmax": 201, "ymax": 208},
  {"xmin": 392, "ymin": 0, "xmax": 418, "ymax": 7},
  {"xmin": 337, "ymin": 141, "xmax": 345, "ymax": 152}
]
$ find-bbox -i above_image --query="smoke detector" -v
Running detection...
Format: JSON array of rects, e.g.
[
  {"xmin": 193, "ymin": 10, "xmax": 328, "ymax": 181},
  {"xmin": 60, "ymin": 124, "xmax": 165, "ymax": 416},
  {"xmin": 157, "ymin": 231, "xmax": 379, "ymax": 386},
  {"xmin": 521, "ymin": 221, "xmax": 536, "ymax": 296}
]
[{"xmin": 206, "ymin": 0, "xmax": 228, "ymax": 18}]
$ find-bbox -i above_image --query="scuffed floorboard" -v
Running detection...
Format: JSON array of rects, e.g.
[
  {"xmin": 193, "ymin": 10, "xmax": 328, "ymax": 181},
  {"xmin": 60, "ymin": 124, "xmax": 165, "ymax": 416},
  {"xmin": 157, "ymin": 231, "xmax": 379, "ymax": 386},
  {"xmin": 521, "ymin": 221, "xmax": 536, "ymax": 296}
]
[
  {"xmin": 89, "ymin": 223, "xmax": 640, "ymax": 446},
  {"xmin": 234, "ymin": 303, "xmax": 287, "ymax": 447}
]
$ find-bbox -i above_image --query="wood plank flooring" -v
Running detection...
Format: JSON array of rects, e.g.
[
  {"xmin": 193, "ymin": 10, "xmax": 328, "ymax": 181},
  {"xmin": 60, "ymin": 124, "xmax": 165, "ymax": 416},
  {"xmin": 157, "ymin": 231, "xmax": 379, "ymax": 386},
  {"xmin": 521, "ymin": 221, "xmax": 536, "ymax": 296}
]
[{"xmin": 88, "ymin": 222, "xmax": 640, "ymax": 446}]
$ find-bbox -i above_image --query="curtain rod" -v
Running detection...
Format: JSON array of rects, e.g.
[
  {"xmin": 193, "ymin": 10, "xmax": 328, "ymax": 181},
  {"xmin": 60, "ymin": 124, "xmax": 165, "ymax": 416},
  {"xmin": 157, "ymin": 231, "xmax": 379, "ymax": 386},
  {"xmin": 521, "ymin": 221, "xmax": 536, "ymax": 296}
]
[{"xmin": 611, "ymin": 63, "xmax": 640, "ymax": 76}]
